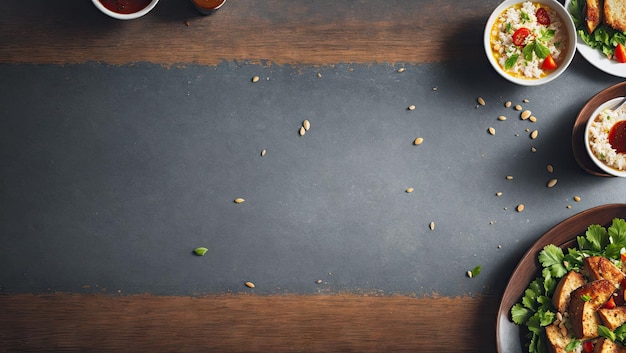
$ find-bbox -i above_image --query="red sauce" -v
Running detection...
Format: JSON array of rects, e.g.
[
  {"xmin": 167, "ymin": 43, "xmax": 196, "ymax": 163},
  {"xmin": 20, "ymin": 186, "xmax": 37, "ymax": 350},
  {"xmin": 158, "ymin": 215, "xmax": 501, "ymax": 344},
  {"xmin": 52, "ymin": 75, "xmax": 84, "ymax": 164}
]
[
  {"xmin": 192, "ymin": 0, "xmax": 225, "ymax": 10},
  {"xmin": 609, "ymin": 120, "xmax": 626, "ymax": 153},
  {"xmin": 99, "ymin": 0, "xmax": 152, "ymax": 14}
]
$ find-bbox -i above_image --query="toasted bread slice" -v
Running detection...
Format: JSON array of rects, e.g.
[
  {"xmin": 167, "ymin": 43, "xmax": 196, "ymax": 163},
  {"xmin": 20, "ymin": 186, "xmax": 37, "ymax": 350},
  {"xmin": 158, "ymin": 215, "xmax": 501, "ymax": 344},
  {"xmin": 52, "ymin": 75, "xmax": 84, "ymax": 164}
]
[
  {"xmin": 592, "ymin": 337, "xmax": 626, "ymax": 353},
  {"xmin": 604, "ymin": 0, "xmax": 626, "ymax": 32},
  {"xmin": 553, "ymin": 271, "xmax": 586, "ymax": 313},
  {"xmin": 584, "ymin": 256, "xmax": 625, "ymax": 288},
  {"xmin": 586, "ymin": 0, "xmax": 603, "ymax": 33},
  {"xmin": 546, "ymin": 324, "xmax": 574, "ymax": 353},
  {"xmin": 569, "ymin": 279, "xmax": 615, "ymax": 339},
  {"xmin": 599, "ymin": 305, "xmax": 626, "ymax": 330}
]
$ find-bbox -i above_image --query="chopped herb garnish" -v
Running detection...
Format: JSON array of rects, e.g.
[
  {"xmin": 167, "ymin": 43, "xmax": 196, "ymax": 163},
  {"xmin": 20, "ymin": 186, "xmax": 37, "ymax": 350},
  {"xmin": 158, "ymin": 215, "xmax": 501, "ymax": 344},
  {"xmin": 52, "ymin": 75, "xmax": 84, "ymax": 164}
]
[{"xmin": 193, "ymin": 247, "xmax": 208, "ymax": 256}]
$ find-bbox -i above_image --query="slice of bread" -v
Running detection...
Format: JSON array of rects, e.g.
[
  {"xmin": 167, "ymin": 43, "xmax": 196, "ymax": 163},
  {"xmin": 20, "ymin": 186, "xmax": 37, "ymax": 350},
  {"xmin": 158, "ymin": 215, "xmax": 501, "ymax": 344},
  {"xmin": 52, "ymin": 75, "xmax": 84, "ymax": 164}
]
[
  {"xmin": 604, "ymin": 0, "xmax": 626, "ymax": 32},
  {"xmin": 569, "ymin": 279, "xmax": 615, "ymax": 339},
  {"xmin": 584, "ymin": 256, "xmax": 625, "ymax": 288},
  {"xmin": 552, "ymin": 271, "xmax": 586, "ymax": 313},
  {"xmin": 598, "ymin": 305, "xmax": 626, "ymax": 330},
  {"xmin": 592, "ymin": 337, "xmax": 626, "ymax": 353},
  {"xmin": 586, "ymin": 0, "xmax": 604, "ymax": 33},
  {"xmin": 545, "ymin": 324, "xmax": 573, "ymax": 353}
]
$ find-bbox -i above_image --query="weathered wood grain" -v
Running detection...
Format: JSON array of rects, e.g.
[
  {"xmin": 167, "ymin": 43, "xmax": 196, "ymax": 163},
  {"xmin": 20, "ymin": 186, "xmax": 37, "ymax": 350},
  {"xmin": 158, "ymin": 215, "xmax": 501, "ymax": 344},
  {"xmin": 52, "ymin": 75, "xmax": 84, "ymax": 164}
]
[
  {"xmin": 0, "ymin": 0, "xmax": 499, "ymax": 65},
  {"xmin": 1, "ymin": 294, "xmax": 499, "ymax": 352}
]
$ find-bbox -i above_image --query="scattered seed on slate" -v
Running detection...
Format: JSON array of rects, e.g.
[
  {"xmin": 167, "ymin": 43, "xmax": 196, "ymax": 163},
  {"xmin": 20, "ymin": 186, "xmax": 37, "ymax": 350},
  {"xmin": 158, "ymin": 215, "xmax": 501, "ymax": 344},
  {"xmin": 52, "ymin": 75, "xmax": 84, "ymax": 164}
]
[
  {"xmin": 506, "ymin": 175, "xmax": 513, "ymax": 180},
  {"xmin": 498, "ymin": 115, "xmax": 507, "ymax": 121},
  {"xmin": 406, "ymin": 188, "xmax": 414, "ymax": 193},
  {"xmin": 496, "ymin": 192, "xmax": 503, "ymax": 196},
  {"xmin": 467, "ymin": 271, "xmax": 473, "ymax": 278},
  {"xmin": 408, "ymin": 105, "xmax": 416, "ymax": 111},
  {"xmin": 529, "ymin": 116, "xmax": 537, "ymax": 123},
  {"xmin": 299, "ymin": 126, "xmax": 306, "ymax": 136},
  {"xmin": 261, "ymin": 149, "xmax": 267, "ymax": 157},
  {"xmin": 517, "ymin": 204, "xmax": 525, "ymax": 212},
  {"xmin": 530, "ymin": 130, "xmax": 538, "ymax": 139},
  {"xmin": 234, "ymin": 198, "xmax": 245, "ymax": 204},
  {"xmin": 523, "ymin": 99, "xmax": 530, "ymax": 103},
  {"xmin": 547, "ymin": 164, "xmax": 554, "ymax": 173},
  {"xmin": 397, "ymin": 67, "xmax": 405, "ymax": 73},
  {"xmin": 315, "ymin": 279, "xmax": 323, "ymax": 284},
  {"xmin": 574, "ymin": 196, "xmax": 581, "ymax": 202},
  {"xmin": 515, "ymin": 105, "xmax": 522, "ymax": 111},
  {"xmin": 317, "ymin": 73, "xmax": 322, "ymax": 78},
  {"xmin": 414, "ymin": 137, "xmax": 424, "ymax": 145},
  {"xmin": 477, "ymin": 97, "xmax": 486, "ymax": 106},
  {"xmin": 547, "ymin": 179, "xmax": 558, "ymax": 188},
  {"xmin": 521, "ymin": 110, "xmax": 531, "ymax": 120},
  {"xmin": 505, "ymin": 101, "xmax": 512, "ymax": 108},
  {"xmin": 252, "ymin": 76, "xmax": 260, "ymax": 83},
  {"xmin": 429, "ymin": 221, "xmax": 435, "ymax": 230},
  {"xmin": 245, "ymin": 281, "xmax": 255, "ymax": 288},
  {"xmin": 303, "ymin": 119, "xmax": 311, "ymax": 131}
]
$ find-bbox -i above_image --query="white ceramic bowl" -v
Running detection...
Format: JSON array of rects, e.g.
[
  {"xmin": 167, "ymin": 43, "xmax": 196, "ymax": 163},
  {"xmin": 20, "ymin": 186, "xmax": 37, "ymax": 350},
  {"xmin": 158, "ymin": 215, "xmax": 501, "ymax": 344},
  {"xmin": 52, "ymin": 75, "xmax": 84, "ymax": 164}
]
[
  {"xmin": 92, "ymin": 0, "xmax": 159, "ymax": 20},
  {"xmin": 584, "ymin": 97, "xmax": 626, "ymax": 177},
  {"xmin": 484, "ymin": 0, "xmax": 576, "ymax": 86}
]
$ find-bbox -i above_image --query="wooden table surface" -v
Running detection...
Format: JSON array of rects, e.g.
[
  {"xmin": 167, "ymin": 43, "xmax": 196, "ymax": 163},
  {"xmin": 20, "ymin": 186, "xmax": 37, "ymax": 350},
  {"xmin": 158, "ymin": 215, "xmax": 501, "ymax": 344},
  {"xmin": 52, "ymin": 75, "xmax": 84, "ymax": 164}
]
[{"xmin": 2, "ymin": 1, "xmax": 621, "ymax": 352}]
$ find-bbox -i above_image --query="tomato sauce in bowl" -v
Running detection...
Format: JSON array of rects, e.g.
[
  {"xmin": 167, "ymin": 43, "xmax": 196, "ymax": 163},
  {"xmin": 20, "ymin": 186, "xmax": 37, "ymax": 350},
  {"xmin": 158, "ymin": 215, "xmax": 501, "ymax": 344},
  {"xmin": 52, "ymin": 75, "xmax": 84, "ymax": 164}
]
[{"xmin": 99, "ymin": 0, "xmax": 152, "ymax": 14}]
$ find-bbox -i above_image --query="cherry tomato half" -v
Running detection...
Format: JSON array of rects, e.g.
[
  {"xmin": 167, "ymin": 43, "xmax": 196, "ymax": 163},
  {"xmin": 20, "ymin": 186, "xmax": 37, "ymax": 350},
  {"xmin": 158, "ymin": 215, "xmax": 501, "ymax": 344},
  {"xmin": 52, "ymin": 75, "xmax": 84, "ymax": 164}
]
[
  {"xmin": 536, "ymin": 8, "xmax": 551, "ymax": 25},
  {"xmin": 583, "ymin": 341, "xmax": 594, "ymax": 353},
  {"xmin": 603, "ymin": 296, "xmax": 617, "ymax": 309},
  {"xmin": 512, "ymin": 27, "xmax": 531, "ymax": 46},
  {"xmin": 615, "ymin": 43, "xmax": 626, "ymax": 63},
  {"xmin": 541, "ymin": 55, "xmax": 557, "ymax": 70}
]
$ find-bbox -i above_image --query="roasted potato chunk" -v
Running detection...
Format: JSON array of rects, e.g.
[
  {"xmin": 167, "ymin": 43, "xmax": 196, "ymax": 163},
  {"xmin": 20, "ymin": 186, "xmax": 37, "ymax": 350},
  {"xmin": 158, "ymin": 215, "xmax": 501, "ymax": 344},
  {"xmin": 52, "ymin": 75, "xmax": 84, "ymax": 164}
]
[
  {"xmin": 552, "ymin": 270, "xmax": 586, "ymax": 313},
  {"xmin": 584, "ymin": 256, "xmax": 625, "ymax": 288}
]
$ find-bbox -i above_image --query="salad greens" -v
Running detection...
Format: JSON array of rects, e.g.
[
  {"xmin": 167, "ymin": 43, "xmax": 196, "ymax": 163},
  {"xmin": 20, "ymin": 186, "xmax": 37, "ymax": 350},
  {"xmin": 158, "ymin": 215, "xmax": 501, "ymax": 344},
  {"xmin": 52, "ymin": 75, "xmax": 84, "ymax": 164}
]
[
  {"xmin": 511, "ymin": 218, "xmax": 626, "ymax": 353},
  {"xmin": 568, "ymin": 0, "xmax": 626, "ymax": 58}
]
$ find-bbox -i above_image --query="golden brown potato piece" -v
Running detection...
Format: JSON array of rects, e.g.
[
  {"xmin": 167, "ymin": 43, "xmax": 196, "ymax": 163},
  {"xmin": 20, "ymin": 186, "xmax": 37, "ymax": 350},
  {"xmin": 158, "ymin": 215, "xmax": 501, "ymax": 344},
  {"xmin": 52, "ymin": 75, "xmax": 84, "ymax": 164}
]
[
  {"xmin": 569, "ymin": 279, "xmax": 615, "ymax": 339},
  {"xmin": 585, "ymin": 0, "xmax": 603, "ymax": 33},
  {"xmin": 604, "ymin": 0, "xmax": 626, "ymax": 32},
  {"xmin": 584, "ymin": 256, "xmax": 625, "ymax": 288},
  {"xmin": 599, "ymin": 305, "xmax": 626, "ymax": 330},
  {"xmin": 545, "ymin": 324, "xmax": 574, "ymax": 353},
  {"xmin": 552, "ymin": 271, "xmax": 586, "ymax": 313}
]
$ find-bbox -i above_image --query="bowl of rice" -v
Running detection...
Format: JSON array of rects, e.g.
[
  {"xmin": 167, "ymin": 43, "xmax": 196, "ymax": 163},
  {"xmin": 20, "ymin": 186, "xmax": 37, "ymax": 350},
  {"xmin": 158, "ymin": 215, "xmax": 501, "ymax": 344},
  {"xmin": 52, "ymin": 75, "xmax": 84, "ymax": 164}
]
[
  {"xmin": 484, "ymin": 0, "xmax": 576, "ymax": 86},
  {"xmin": 585, "ymin": 97, "xmax": 626, "ymax": 177}
]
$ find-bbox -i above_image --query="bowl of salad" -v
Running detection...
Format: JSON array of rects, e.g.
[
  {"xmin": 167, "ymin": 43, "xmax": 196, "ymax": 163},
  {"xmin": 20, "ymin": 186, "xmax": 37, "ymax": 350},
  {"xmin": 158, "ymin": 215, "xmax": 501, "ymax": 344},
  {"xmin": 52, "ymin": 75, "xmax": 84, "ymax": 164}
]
[
  {"xmin": 484, "ymin": 0, "xmax": 577, "ymax": 86},
  {"xmin": 497, "ymin": 204, "xmax": 626, "ymax": 353}
]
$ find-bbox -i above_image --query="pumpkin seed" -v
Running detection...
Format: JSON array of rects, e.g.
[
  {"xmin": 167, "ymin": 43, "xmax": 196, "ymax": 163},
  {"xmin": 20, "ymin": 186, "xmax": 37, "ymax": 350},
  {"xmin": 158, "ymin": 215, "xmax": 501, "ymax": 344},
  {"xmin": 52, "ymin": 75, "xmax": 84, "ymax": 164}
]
[
  {"xmin": 408, "ymin": 105, "xmax": 416, "ymax": 111},
  {"xmin": 429, "ymin": 221, "xmax": 435, "ymax": 230},
  {"xmin": 506, "ymin": 175, "xmax": 513, "ymax": 180},
  {"xmin": 529, "ymin": 116, "xmax": 537, "ymax": 123},
  {"xmin": 303, "ymin": 119, "xmax": 311, "ymax": 131},
  {"xmin": 261, "ymin": 149, "xmax": 267, "ymax": 157},
  {"xmin": 546, "ymin": 178, "xmax": 557, "ymax": 188},
  {"xmin": 515, "ymin": 104, "xmax": 522, "ymax": 111},
  {"xmin": 520, "ymin": 110, "xmax": 531, "ymax": 120},
  {"xmin": 245, "ymin": 281, "xmax": 255, "ymax": 288},
  {"xmin": 516, "ymin": 204, "xmax": 524, "ymax": 212},
  {"xmin": 546, "ymin": 164, "xmax": 554, "ymax": 173},
  {"xmin": 234, "ymin": 198, "xmax": 245, "ymax": 204},
  {"xmin": 505, "ymin": 101, "xmax": 512, "ymax": 108},
  {"xmin": 414, "ymin": 137, "xmax": 424, "ymax": 145},
  {"xmin": 299, "ymin": 126, "xmax": 306, "ymax": 136},
  {"xmin": 488, "ymin": 127, "xmax": 495, "ymax": 135},
  {"xmin": 498, "ymin": 115, "xmax": 507, "ymax": 121},
  {"xmin": 496, "ymin": 192, "xmax": 503, "ymax": 196},
  {"xmin": 252, "ymin": 76, "xmax": 260, "ymax": 83},
  {"xmin": 574, "ymin": 196, "xmax": 581, "ymax": 202},
  {"xmin": 477, "ymin": 97, "xmax": 486, "ymax": 106},
  {"xmin": 467, "ymin": 271, "xmax": 473, "ymax": 278},
  {"xmin": 530, "ymin": 130, "xmax": 538, "ymax": 139},
  {"xmin": 406, "ymin": 187, "xmax": 414, "ymax": 193},
  {"xmin": 397, "ymin": 67, "xmax": 405, "ymax": 73}
]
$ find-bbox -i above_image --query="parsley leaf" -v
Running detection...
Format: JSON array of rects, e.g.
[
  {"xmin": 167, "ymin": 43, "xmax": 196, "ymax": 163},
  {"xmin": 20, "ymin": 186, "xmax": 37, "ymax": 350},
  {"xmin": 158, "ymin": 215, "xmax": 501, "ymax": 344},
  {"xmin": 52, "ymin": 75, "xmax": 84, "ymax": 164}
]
[
  {"xmin": 505, "ymin": 54, "xmax": 519, "ymax": 70},
  {"xmin": 538, "ymin": 245, "xmax": 567, "ymax": 278},
  {"xmin": 565, "ymin": 340, "xmax": 580, "ymax": 352},
  {"xmin": 598, "ymin": 325, "xmax": 617, "ymax": 341}
]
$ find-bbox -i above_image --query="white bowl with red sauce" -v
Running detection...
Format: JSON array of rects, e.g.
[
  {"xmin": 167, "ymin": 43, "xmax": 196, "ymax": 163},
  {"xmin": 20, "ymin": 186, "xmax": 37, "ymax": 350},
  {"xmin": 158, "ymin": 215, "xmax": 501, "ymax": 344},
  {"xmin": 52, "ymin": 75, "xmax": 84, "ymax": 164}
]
[
  {"xmin": 484, "ymin": 0, "xmax": 576, "ymax": 86},
  {"xmin": 92, "ymin": 0, "xmax": 159, "ymax": 20},
  {"xmin": 585, "ymin": 97, "xmax": 626, "ymax": 177}
]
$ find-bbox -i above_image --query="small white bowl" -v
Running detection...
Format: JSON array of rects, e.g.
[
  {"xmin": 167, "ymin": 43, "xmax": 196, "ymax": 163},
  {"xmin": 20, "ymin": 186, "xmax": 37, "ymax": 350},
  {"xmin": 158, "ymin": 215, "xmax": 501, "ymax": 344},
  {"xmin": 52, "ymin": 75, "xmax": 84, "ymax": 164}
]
[
  {"xmin": 92, "ymin": 0, "xmax": 159, "ymax": 20},
  {"xmin": 584, "ymin": 97, "xmax": 626, "ymax": 177},
  {"xmin": 484, "ymin": 0, "xmax": 576, "ymax": 86}
]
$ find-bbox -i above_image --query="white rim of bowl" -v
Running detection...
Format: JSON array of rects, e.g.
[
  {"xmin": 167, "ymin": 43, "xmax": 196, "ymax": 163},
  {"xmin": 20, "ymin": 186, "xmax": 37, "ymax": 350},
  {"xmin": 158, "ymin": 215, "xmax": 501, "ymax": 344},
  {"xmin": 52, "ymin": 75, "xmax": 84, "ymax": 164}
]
[
  {"xmin": 91, "ymin": 0, "xmax": 160, "ymax": 20},
  {"xmin": 584, "ymin": 97, "xmax": 626, "ymax": 177},
  {"xmin": 483, "ymin": 0, "xmax": 577, "ymax": 86}
]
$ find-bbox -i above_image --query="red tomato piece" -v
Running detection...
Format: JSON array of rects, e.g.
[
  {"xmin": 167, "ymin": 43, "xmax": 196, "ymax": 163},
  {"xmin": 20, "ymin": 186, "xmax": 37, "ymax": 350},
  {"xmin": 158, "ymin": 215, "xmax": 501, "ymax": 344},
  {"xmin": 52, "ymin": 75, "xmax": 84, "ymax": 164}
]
[
  {"xmin": 512, "ymin": 27, "xmax": 531, "ymax": 46},
  {"xmin": 536, "ymin": 8, "xmax": 551, "ymax": 25},
  {"xmin": 616, "ymin": 43, "xmax": 626, "ymax": 63},
  {"xmin": 621, "ymin": 252, "xmax": 626, "ymax": 262},
  {"xmin": 541, "ymin": 55, "xmax": 557, "ymax": 70},
  {"xmin": 603, "ymin": 296, "xmax": 617, "ymax": 309},
  {"xmin": 583, "ymin": 341, "xmax": 594, "ymax": 353}
]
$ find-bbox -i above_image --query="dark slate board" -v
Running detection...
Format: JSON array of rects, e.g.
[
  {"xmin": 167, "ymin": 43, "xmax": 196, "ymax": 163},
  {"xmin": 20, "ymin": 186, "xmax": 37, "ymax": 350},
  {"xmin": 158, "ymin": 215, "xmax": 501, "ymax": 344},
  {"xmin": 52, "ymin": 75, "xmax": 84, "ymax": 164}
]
[{"xmin": 0, "ymin": 59, "xmax": 624, "ymax": 296}]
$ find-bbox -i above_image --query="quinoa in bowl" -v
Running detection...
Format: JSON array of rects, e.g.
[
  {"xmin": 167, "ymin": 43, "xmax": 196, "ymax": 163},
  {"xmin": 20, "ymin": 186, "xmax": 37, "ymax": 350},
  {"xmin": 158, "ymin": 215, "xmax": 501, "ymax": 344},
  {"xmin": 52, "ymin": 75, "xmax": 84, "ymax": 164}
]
[
  {"xmin": 484, "ymin": 0, "xmax": 576, "ymax": 86},
  {"xmin": 585, "ymin": 97, "xmax": 626, "ymax": 177}
]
